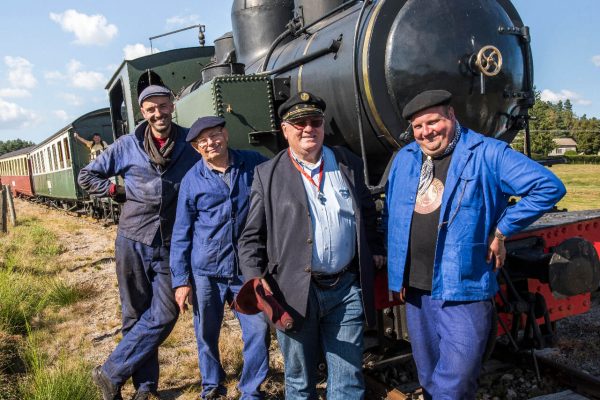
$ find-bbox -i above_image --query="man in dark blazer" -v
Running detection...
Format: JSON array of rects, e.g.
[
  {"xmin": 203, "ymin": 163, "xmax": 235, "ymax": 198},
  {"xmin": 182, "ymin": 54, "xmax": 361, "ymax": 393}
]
[{"xmin": 238, "ymin": 91, "xmax": 385, "ymax": 400}]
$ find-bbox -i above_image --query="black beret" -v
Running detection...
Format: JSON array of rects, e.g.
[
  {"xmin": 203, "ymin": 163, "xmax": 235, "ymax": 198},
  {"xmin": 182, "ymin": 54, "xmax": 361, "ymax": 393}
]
[
  {"xmin": 138, "ymin": 85, "xmax": 172, "ymax": 105},
  {"xmin": 402, "ymin": 90, "xmax": 452, "ymax": 120},
  {"xmin": 186, "ymin": 116, "xmax": 226, "ymax": 142},
  {"xmin": 278, "ymin": 91, "xmax": 326, "ymax": 121}
]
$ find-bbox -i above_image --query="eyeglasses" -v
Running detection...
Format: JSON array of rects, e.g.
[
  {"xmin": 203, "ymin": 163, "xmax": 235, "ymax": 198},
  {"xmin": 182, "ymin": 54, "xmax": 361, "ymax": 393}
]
[
  {"xmin": 193, "ymin": 129, "xmax": 224, "ymax": 148},
  {"xmin": 285, "ymin": 118, "xmax": 324, "ymax": 130}
]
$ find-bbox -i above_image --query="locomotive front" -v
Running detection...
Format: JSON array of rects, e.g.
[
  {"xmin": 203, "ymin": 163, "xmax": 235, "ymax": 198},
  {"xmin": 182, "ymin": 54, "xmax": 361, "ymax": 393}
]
[{"xmin": 228, "ymin": 0, "xmax": 533, "ymax": 183}]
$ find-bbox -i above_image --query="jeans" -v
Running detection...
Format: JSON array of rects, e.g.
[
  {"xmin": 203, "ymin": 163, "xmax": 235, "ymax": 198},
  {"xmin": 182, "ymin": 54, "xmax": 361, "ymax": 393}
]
[
  {"xmin": 405, "ymin": 288, "xmax": 493, "ymax": 400},
  {"xmin": 102, "ymin": 234, "xmax": 179, "ymax": 393},
  {"xmin": 276, "ymin": 272, "xmax": 365, "ymax": 400},
  {"xmin": 191, "ymin": 275, "xmax": 269, "ymax": 399}
]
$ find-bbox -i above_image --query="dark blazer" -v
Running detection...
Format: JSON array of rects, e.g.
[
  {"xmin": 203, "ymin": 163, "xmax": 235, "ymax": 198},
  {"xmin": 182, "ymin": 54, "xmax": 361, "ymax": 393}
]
[{"xmin": 238, "ymin": 146, "xmax": 383, "ymax": 327}]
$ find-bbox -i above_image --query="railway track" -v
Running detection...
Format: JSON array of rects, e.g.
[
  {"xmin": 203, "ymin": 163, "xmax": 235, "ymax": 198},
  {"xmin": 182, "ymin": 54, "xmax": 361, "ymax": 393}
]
[{"xmin": 364, "ymin": 349, "xmax": 600, "ymax": 400}]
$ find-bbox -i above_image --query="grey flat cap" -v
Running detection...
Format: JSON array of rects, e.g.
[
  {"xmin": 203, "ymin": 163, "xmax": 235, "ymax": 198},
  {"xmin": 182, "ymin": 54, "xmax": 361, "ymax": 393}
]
[{"xmin": 138, "ymin": 85, "xmax": 172, "ymax": 105}]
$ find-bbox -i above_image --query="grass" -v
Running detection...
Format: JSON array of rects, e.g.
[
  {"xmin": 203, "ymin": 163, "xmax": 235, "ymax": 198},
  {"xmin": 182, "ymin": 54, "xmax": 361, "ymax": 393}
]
[
  {"xmin": 548, "ymin": 164, "xmax": 600, "ymax": 211},
  {"xmin": 0, "ymin": 270, "xmax": 48, "ymax": 334},
  {"xmin": 20, "ymin": 333, "xmax": 98, "ymax": 400},
  {"xmin": 0, "ymin": 217, "xmax": 65, "ymax": 274}
]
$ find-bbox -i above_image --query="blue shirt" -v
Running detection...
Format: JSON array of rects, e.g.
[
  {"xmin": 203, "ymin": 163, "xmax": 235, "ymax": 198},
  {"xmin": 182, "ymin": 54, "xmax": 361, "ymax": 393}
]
[
  {"xmin": 170, "ymin": 149, "xmax": 268, "ymax": 287},
  {"xmin": 291, "ymin": 146, "xmax": 356, "ymax": 274}
]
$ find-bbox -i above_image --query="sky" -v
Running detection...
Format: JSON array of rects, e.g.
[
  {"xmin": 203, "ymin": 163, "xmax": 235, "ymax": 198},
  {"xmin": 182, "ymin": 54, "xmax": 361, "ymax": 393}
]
[{"xmin": 1, "ymin": 0, "xmax": 599, "ymax": 144}]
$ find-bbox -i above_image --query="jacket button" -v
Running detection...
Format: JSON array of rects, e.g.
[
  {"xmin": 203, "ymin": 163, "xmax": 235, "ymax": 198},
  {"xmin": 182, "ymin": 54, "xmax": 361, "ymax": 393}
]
[
  {"xmin": 307, "ymin": 239, "xmax": 313, "ymax": 244},
  {"xmin": 304, "ymin": 267, "xmax": 311, "ymax": 273}
]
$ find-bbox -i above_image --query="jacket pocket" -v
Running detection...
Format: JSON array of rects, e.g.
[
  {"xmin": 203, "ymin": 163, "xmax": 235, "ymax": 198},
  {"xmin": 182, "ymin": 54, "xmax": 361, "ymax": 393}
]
[
  {"xmin": 193, "ymin": 240, "xmax": 219, "ymax": 274},
  {"xmin": 456, "ymin": 174, "xmax": 482, "ymax": 209},
  {"xmin": 458, "ymin": 242, "xmax": 492, "ymax": 281}
]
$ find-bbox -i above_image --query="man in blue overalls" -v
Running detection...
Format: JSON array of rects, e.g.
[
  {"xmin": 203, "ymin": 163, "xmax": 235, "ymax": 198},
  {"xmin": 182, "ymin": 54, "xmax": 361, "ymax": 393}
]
[
  {"xmin": 78, "ymin": 85, "xmax": 201, "ymax": 400},
  {"xmin": 170, "ymin": 116, "xmax": 270, "ymax": 399}
]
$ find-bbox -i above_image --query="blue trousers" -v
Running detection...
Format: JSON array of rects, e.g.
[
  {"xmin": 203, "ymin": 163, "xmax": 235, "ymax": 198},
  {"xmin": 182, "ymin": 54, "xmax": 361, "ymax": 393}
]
[
  {"xmin": 405, "ymin": 288, "xmax": 493, "ymax": 400},
  {"xmin": 276, "ymin": 272, "xmax": 365, "ymax": 400},
  {"xmin": 102, "ymin": 234, "xmax": 179, "ymax": 393},
  {"xmin": 191, "ymin": 275, "xmax": 269, "ymax": 399}
]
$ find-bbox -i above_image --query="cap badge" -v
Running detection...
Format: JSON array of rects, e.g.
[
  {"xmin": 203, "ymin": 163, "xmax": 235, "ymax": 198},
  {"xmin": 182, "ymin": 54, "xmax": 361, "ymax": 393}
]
[{"xmin": 300, "ymin": 92, "xmax": 310, "ymax": 101}]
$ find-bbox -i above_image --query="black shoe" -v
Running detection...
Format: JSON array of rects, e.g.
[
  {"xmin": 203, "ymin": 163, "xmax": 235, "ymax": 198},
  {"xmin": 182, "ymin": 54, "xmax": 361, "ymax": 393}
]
[
  {"xmin": 131, "ymin": 391, "xmax": 160, "ymax": 400},
  {"xmin": 91, "ymin": 365, "xmax": 122, "ymax": 400},
  {"xmin": 203, "ymin": 388, "xmax": 226, "ymax": 399}
]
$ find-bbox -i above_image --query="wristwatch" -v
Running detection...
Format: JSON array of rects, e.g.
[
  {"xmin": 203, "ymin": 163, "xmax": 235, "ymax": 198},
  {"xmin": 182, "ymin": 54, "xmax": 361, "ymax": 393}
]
[{"xmin": 494, "ymin": 229, "xmax": 506, "ymax": 241}]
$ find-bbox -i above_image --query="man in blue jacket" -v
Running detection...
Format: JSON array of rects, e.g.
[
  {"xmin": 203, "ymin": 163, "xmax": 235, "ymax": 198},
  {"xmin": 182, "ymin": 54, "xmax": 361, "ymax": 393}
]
[
  {"xmin": 386, "ymin": 90, "xmax": 566, "ymax": 400},
  {"xmin": 170, "ymin": 116, "xmax": 269, "ymax": 399},
  {"xmin": 78, "ymin": 85, "xmax": 201, "ymax": 400}
]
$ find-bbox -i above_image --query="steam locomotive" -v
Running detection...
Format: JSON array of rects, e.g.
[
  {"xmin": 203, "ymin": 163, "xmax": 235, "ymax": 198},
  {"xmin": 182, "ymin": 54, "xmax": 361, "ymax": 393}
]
[{"xmin": 2, "ymin": 0, "xmax": 599, "ymax": 361}]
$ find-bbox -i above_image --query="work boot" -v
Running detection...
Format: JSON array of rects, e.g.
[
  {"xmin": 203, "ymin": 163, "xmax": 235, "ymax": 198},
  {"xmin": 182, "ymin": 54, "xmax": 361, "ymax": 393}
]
[
  {"xmin": 91, "ymin": 365, "xmax": 122, "ymax": 400},
  {"xmin": 131, "ymin": 390, "xmax": 160, "ymax": 400}
]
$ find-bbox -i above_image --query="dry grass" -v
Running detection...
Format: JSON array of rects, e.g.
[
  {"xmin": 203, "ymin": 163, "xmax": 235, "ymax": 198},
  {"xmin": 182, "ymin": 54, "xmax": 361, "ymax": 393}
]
[
  {"xmin": 2, "ymin": 199, "xmax": 287, "ymax": 399},
  {"xmin": 548, "ymin": 164, "xmax": 600, "ymax": 211}
]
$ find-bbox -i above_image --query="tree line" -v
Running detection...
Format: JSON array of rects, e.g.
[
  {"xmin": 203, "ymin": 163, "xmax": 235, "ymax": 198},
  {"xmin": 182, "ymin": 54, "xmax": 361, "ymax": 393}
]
[
  {"xmin": 0, "ymin": 139, "xmax": 36, "ymax": 157},
  {"xmin": 512, "ymin": 90, "xmax": 600, "ymax": 156}
]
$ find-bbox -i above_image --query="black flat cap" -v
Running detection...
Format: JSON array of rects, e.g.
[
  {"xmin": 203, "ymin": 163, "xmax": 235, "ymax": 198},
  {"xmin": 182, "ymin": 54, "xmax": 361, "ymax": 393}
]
[
  {"xmin": 278, "ymin": 91, "xmax": 326, "ymax": 121},
  {"xmin": 138, "ymin": 85, "xmax": 172, "ymax": 105},
  {"xmin": 186, "ymin": 116, "xmax": 226, "ymax": 142},
  {"xmin": 402, "ymin": 90, "xmax": 452, "ymax": 120}
]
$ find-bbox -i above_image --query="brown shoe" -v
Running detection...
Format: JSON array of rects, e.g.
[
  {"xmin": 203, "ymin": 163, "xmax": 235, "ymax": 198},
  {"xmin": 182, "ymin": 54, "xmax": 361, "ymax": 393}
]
[{"xmin": 91, "ymin": 365, "xmax": 122, "ymax": 400}]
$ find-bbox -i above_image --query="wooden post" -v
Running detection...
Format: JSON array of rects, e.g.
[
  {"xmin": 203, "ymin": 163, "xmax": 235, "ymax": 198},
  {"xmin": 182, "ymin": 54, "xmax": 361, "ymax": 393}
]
[
  {"xmin": 6, "ymin": 186, "xmax": 16, "ymax": 226},
  {"xmin": 0, "ymin": 186, "xmax": 7, "ymax": 234}
]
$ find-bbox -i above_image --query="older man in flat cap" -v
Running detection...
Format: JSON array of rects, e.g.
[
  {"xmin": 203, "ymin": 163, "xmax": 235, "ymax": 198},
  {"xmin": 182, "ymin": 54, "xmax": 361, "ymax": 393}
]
[
  {"xmin": 238, "ymin": 91, "xmax": 385, "ymax": 399},
  {"xmin": 79, "ymin": 85, "xmax": 201, "ymax": 400},
  {"xmin": 385, "ymin": 89, "xmax": 566, "ymax": 399},
  {"xmin": 170, "ymin": 116, "xmax": 269, "ymax": 399}
]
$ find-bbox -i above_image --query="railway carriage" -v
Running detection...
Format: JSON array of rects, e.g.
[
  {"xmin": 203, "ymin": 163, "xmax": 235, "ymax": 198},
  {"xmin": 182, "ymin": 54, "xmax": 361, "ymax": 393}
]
[
  {"xmin": 30, "ymin": 108, "xmax": 113, "ymax": 206},
  {"xmin": 0, "ymin": 146, "xmax": 35, "ymax": 198}
]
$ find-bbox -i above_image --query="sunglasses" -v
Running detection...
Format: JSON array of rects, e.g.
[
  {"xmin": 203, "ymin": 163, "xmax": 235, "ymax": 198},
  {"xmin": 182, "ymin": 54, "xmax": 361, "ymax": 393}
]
[{"xmin": 286, "ymin": 118, "xmax": 324, "ymax": 129}]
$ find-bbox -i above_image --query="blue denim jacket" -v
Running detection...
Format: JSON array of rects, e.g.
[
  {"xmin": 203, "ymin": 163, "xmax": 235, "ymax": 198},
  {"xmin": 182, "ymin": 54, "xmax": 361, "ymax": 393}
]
[
  {"xmin": 78, "ymin": 122, "xmax": 201, "ymax": 246},
  {"xmin": 386, "ymin": 128, "xmax": 566, "ymax": 300},
  {"xmin": 170, "ymin": 149, "xmax": 268, "ymax": 287}
]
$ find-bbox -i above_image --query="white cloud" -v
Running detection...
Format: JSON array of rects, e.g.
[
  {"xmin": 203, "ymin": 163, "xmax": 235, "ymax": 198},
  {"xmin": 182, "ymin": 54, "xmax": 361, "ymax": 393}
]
[
  {"xmin": 44, "ymin": 60, "xmax": 105, "ymax": 90},
  {"xmin": 540, "ymin": 89, "xmax": 592, "ymax": 106},
  {"xmin": 44, "ymin": 70, "xmax": 66, "ymax": 82},
  {"xmin": 53, "ymin": 110, "xmax": 70, "ymax": 121},
  {"xmin": 0, "ymin": 98, "xmax": 39, "ymax": 129},
  {"xmin": 166, "ymin": 14, "xmax": 200, "ymax": 28},
  {"xmin": 0, "ymin": 88, "xmax": 30, "ymax": 98},
  {"xmin": 123, "ymin": 43, "xmax": 157, "ymax": 60},
  {"xmin": 64, "ymin": 59, "xmax": 106, "ymax": 90},
  {"xmin": 49, "ymin": 9, "xmax": 118, "ymax": 46},
  {"xmin": 592, "ymin": 55, "xmax": 600, "ymax": 67},
  {"xmin": 58, "ymin": 92, "xmax": 84, "ymax": 106},
  {"xmin": 4, "ymin": 56, "xmax": 37, "ymax": 89}
]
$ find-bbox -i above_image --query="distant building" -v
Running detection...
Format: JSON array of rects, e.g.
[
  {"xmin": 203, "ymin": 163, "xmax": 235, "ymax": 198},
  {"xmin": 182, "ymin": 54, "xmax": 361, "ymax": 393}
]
[{"xmin": 549, "ymin": 137, "xmax": 577, "ymax": 156}]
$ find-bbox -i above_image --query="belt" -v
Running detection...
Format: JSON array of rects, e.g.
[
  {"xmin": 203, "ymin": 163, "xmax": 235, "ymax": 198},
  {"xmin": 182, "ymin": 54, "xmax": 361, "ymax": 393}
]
[{"xmin": 311, "ymin": 264, "xmax": 355, "ymax": 289}]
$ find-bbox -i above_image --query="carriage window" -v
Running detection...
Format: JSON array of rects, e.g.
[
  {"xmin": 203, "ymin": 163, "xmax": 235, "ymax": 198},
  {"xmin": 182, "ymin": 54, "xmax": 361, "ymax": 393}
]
[
  {"xmin": 47, "ymin": 148, "xmax": 53, "ymax": 171},
  {"xmin": 57, "ymin": 141, "xmax": 65, "ymax": 169},
  {"xmin": 40, "ymin": 152, "xmax": 46, "ymax": 173},
  {"xmin": 63, "ymin": 138, "xmax": 71, "ymax": 167},
  {"xmin": 52, "ymin": 145, "xmax": 59, "ymax": 171}
]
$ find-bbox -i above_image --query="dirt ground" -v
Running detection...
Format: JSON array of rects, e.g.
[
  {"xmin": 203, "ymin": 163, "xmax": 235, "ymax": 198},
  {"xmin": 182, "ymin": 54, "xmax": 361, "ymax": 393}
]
[{"xmin": 12, "ymin": 199, "xmax": 285, "ymax": 399}]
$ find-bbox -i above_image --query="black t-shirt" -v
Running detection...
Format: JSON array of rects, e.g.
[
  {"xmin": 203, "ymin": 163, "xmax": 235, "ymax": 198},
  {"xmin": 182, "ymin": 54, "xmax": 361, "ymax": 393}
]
[{"xmin": 406, "ymin": 153, "xmax": 452, "ymax": 291}]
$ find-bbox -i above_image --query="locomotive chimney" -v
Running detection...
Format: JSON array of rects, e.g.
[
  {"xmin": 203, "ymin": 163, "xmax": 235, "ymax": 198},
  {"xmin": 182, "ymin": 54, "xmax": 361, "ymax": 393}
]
[
  {"xmin": 231, "ymin": 0, "xmax": 294, "ymax": 67},
  {"xmin": 294, "ymin": 0, "xmax": 348, "ymax": 26}
]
